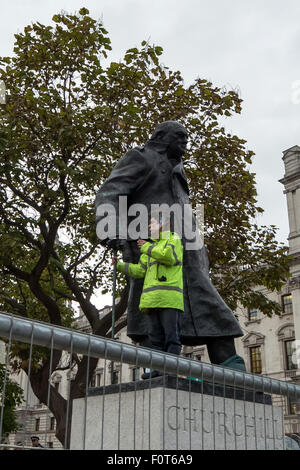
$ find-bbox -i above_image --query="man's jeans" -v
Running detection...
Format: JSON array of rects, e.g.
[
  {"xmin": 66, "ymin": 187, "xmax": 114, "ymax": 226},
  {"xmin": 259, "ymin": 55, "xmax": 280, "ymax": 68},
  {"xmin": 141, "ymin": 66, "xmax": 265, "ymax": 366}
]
[{"xmin": 146, "ymin": 308, "xmax": 182, "ymax": 355}]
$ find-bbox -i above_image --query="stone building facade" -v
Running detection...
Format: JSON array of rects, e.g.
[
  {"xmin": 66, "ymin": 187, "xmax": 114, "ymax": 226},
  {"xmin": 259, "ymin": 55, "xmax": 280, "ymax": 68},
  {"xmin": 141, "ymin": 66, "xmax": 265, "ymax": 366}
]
[{"xmin": 233, "ymin": 145, "xmax": 300, "ymax": 435}]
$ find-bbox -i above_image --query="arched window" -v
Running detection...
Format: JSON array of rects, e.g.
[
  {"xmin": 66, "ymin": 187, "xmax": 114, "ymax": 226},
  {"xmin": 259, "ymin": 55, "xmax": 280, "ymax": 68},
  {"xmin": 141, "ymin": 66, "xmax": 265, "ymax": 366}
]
[
  {"xmin": 242, "ymin": 332, "xmax": 265, "ymax": 374},
  {"xmin": 276, "ymin": 324, "xmax": 297, "ymax": 371}
]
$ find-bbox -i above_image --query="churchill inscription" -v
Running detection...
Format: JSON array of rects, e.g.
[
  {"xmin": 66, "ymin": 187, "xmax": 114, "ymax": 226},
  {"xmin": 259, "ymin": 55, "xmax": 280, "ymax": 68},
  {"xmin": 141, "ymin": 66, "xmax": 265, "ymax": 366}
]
[
  {"xmin": 70, "ymin": 379, "xmax": 284, "ymax": 450},
  {"xmin": 166, "ymin": 405, "xmax": 283, "ymax": 441}
]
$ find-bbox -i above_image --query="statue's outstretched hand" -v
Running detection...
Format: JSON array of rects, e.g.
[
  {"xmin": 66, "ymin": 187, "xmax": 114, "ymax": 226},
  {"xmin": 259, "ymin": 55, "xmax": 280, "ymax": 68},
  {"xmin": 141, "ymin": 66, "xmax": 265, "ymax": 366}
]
[{"xmin": 107, "ymin": 239, "xmax": 121, "ymax": 251}]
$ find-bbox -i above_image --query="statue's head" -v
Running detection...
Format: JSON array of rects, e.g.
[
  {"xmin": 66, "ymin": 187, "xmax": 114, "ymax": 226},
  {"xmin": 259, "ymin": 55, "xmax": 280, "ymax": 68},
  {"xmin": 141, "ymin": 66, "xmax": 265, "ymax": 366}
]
[{"xmin": 150, "ymin": 121, "xmax": 188, "ymax": 158}]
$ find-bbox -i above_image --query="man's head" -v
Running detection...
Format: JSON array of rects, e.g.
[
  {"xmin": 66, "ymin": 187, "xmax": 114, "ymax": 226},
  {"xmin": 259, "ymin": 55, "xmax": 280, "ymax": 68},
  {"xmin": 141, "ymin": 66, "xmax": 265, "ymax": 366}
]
[
  {"xmin": 149, "ymin": 211, "xmax": 171, "ymax": 238},
  {"xmin": 148, "ymin": 217, "xmax": 161, "ymax": 239},
  {"xmin": 31, "ymin": 436, "xmax": 40, "ymax": 447},
  {"xmin": 150, "ymin": 121, "xmax": 188, "ymax": 159}
]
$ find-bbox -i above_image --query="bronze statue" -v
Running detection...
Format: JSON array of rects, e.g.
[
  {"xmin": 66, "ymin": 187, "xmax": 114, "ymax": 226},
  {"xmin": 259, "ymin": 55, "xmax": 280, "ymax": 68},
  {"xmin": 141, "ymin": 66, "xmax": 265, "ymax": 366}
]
[{"xmin": 95, "ymin": 121, "xmax": 246, "ymax": 371}]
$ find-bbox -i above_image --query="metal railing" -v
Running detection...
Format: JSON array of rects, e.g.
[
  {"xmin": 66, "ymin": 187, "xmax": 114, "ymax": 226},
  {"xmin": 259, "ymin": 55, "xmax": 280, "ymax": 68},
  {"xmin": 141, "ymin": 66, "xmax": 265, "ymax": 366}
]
[{"xmin": 1, "ymin": 311, "xmax": 300, "ymax": 450}]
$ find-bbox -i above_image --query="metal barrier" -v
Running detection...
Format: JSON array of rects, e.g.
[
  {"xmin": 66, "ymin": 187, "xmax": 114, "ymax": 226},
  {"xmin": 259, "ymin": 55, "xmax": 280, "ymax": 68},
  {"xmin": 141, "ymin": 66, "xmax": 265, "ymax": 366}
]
[{"xmin": 0, "ymin": 311, "xmax": 300, "ymax": 450}]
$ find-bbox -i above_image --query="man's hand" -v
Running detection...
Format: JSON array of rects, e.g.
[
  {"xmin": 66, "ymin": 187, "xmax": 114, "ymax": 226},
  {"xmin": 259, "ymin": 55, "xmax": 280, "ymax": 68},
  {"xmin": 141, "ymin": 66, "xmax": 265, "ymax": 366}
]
[
  {"xmin": 137, "ymin": 239, "xmax": 147, "ymax": 249},
  {"xmin": 112, "ymin": 256, "xmax": 118, "ymax": 265}
]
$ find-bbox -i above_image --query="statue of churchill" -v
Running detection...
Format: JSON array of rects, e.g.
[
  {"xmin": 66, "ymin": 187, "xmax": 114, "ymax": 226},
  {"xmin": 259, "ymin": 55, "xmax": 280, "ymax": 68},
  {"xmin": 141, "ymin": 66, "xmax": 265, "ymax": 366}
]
[{"xmin": 95, "ymin": 121, "xmax": 246, "ymax": 371}]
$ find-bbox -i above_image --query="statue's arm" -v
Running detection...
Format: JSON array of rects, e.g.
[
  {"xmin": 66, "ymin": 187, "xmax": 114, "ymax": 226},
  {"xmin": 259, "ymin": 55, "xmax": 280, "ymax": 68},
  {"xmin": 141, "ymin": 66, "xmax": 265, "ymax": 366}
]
[{"xmin": 95, "ymin": 149, "xmax": 150, "ymax": 244}]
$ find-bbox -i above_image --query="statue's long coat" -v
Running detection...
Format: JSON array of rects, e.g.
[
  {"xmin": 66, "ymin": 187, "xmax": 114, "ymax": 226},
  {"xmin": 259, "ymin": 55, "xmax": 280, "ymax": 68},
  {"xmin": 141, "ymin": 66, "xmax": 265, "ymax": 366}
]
[{"xmin": 95, "ymin": 141, "xmax": 243, "ymax": 346}]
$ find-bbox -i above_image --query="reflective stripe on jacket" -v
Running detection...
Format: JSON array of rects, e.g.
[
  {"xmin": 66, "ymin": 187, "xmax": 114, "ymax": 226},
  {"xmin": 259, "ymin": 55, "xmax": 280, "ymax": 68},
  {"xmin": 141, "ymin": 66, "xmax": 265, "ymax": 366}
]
[{"xmin": 117, "ymin": 231, "xmax": 184, "ymax": 312}]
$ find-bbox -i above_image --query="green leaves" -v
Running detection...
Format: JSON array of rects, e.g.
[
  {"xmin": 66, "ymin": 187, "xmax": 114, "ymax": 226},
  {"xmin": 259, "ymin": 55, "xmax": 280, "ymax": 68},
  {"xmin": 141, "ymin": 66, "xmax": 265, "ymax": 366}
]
[
  {"xmin": 79, "ymin": 7, "xmax": 90, "ymax": 16},
  {"xmin": 0, "ymin": 364, "xmax": 24, "ymax": 437}
]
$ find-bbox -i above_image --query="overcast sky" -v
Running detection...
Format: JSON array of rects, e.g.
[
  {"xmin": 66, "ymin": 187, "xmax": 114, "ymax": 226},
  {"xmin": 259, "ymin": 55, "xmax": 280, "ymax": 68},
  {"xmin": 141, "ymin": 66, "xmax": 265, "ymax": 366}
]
[{"xmin": 1, "ymin": 1, "xmax": 300, "ymax": 307}]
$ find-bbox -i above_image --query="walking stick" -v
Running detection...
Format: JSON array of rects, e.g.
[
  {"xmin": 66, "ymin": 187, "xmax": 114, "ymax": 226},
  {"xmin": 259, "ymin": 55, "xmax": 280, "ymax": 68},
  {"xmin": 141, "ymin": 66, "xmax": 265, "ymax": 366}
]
[{"xmin": 110, "ymin": 249, "xmax": 117, "ymax": 384}]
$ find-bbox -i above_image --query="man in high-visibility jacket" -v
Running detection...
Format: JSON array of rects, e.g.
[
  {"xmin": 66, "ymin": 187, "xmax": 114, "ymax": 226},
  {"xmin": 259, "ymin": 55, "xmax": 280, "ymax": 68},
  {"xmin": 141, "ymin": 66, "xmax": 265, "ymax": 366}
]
[{"xmin": 113, "ymin": 216, "xmax": 183, "ymax": 369}]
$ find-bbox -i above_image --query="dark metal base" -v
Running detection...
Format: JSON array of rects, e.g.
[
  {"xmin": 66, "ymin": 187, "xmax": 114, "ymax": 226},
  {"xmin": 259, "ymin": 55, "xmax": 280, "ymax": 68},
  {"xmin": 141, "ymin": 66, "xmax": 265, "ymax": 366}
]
[{"xmin": 88, "ymin": 374, "xmax": 272, "ymax": 405}]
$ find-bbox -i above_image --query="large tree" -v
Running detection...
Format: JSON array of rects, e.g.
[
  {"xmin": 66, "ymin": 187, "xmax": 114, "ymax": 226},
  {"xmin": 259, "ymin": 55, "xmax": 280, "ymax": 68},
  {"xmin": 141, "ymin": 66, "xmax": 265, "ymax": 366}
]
[{"xmin": 0, "ymin": 8, "xmax": 289, "ymax": 446}]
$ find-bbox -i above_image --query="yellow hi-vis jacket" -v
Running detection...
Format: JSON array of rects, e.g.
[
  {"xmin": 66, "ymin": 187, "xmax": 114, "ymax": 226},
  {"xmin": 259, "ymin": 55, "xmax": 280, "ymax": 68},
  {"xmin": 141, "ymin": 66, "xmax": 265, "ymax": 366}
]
[{"xmin": 117, "ymin": 231, "xmax": 184, "ymax": 313}]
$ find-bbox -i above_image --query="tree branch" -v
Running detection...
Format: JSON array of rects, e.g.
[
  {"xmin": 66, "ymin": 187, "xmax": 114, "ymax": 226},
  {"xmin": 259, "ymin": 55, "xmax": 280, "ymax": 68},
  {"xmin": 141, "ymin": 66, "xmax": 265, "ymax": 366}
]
[
  {"xmin": 3, "ymin": 263, "xmax": 31, "ymax": 282},
  {"xmin": 85, "ymin": 247, "xmax": 108, "ymax": 301},
  {"xmin": 0, "ymin": 206, "xmax": 42, "ymax": 250},
  {"xmin": 0, "ymin": 177, "xmax": 42, "ymax": 213},
  {"xmin": 67, "ymin": 244, "xmax": 100, "ymax": 274},
  {"xmin": 50, "ymin": 251, "xmax": 100, "ymax": 329},
  {"xmin": 0, "ymin": 290, "xmax": 27, "ymax": 316},
  {"xmin": 94, "ymin": 283, "xmax": 129, "ymax": 336},
  {"xmin": 27, "ymin": 276, "xmax": 62, "ymax": 325}
]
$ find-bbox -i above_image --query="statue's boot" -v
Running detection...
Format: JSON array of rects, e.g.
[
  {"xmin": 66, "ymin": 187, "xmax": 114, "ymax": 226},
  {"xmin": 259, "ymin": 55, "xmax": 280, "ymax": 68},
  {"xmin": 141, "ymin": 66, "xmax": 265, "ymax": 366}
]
[
  {"xmin": 206, "ymin": 336, "xmax": 247, "ymax": 372},
  {"xmin": 141, "ymin": 370, "xmax": 163, "ymax": 380},
  {"xmin": 220, "ymin": 354, "xmax": 246, "ymax": 372}
]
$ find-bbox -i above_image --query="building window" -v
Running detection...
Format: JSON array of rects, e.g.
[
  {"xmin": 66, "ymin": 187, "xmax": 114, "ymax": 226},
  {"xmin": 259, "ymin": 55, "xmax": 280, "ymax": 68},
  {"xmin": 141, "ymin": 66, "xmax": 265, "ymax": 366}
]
[
  {"xmin": 96, "ymin": 373, "xmax": 102, "ymax": 387},
  {"xmin": 285, "ymin": 340, "xmax": 297, "ymax": 370},
  {"xmin": 111, "ymin": 371, "xmax": 119, "ymax": 385},
  {"xmin": 249, "ymin": 346, "xmax": 262, "ymax": 374},
  {"xmin": 90, "ymin": 374, "xmax": 96, "ymax": 388},
  {"xmin": 90, "ymin": 372, "xmax": 102, "ymax": 388},
  {"xmin": 48, "ymin": 442, "xmax": 53, "ymax": 449},
  {"xmin": 193, "ymin": 352, "xmax": 202, "ymax": 362},
  {"xmin": 282, "ymin": 294, "xmax": 293, "ymax": 314},
  {"xmin": 35, "ymin": 418, "xmax": 40, "ymax": 432},
  {"xmin": 132, "ymin": 368, "xmax": 140, "ymax": 382},
  {"xmin": 287, "ymin": 398, "xmax": 298, "ymax": 415},
  {"xmin": 248, "ymin": 308, "xmax": 258, "ymax": 321},
  {"xmin": 184, "ymin": 348, "xmax": 202, "ymax": 361},
  {"xmin": 50, "ymin": 417, "xmax": 55, "ymax": 431}
]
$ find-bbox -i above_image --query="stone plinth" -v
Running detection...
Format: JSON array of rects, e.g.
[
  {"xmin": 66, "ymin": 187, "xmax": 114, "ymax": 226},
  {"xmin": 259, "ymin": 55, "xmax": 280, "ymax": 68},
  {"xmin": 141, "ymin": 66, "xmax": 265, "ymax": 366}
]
[{"xmin": 70, "ymin": 376, "xmax": 284, "ymax": 450}]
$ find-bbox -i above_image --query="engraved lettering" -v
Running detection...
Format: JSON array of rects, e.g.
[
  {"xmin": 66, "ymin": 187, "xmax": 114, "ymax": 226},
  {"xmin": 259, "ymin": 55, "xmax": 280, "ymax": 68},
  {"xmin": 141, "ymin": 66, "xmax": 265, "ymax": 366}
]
[
  {"xmin": 167, "ymin": 406, "xmax": 181, "ymax": 431},
  {"xmin": 183, "ymin": 407, "xmax": 198, "ymax": 432}
]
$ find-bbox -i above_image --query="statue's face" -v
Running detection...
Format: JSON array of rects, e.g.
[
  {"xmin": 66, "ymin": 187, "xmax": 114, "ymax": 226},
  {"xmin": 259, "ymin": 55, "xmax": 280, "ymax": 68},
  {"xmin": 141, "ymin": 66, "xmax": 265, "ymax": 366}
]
[
  {"xmin": 165, "ymin": 127, "xmax": 188, "ymax": 158},
  {"xmin": 153, "ymin": 123, "xmax": 188, "ymax": 158}
]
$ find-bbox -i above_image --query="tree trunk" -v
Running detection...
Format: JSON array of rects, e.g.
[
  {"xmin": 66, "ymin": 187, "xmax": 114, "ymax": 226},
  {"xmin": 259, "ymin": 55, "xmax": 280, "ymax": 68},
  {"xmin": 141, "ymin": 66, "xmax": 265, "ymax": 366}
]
[{"xmin": 28, "ymin": 351, "xmax": 99, "ymax": 448}]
